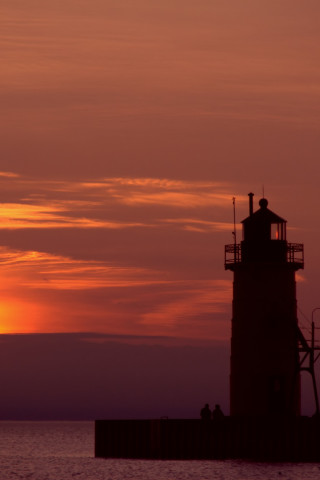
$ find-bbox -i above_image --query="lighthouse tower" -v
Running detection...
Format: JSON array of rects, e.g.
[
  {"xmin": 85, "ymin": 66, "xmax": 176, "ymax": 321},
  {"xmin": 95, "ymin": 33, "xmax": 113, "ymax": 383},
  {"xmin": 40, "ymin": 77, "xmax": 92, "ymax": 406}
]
[{"xmin": 225, "ymin": 194, "xmax": 304, "ymax": 417}]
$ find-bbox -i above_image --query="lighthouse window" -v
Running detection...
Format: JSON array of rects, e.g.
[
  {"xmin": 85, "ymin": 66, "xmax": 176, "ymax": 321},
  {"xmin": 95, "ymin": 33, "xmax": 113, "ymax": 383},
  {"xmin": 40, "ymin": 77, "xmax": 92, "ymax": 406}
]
[
  {"xmin": 271, "ymin": 223, "xmax": 280, "ymax": 240},
  {"xmin": 271, "ymin": 223, "xmax": 286, "ymax": 240}
]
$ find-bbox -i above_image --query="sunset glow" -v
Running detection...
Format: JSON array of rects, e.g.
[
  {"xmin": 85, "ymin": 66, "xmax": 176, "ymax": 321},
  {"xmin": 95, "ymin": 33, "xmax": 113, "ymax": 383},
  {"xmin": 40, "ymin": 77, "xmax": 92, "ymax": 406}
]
[{"xmin": 0, "ymin": 299, "xmax": 44, "ymax": 334}]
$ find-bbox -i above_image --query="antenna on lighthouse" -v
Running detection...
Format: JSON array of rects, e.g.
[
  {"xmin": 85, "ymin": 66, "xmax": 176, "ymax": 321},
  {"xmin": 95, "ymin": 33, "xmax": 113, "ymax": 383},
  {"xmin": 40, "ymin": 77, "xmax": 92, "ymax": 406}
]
[
  {"xmin": 232, "ymin": 197, "xmax": 236, "ymax": 245},
  {"xmin": 232, "ymin": 197, "xmax": 237, "ymax": 263}
]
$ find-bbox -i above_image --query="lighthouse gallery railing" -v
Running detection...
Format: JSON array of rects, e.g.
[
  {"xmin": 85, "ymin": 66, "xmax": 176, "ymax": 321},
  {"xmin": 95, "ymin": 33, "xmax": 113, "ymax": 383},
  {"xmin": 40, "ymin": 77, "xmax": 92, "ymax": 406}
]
[{"xmin": 225, "ymin": 242, "xmax": 304, "ymax": 268}]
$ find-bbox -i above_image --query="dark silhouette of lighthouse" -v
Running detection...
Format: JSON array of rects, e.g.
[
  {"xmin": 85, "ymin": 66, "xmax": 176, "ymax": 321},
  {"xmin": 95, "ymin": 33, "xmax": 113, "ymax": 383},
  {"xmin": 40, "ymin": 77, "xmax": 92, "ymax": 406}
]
[{"xmin": 225, "ymin": 194, "xmax": 304, "ymax": 416}]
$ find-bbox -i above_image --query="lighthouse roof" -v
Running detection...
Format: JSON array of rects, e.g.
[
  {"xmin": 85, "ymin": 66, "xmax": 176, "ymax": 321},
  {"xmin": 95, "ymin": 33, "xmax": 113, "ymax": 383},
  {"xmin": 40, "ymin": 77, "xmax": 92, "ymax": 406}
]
[{"xmin": 242, "ymin": 198, "xmax": 286, "ymax": 224}]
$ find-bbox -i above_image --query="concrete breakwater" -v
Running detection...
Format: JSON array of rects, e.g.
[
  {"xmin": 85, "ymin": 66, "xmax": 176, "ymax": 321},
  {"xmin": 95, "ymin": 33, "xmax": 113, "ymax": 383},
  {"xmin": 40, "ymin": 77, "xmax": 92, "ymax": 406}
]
[{"xmin": 95, "ymin": 417, "xmax": 320, "ymax": 461}]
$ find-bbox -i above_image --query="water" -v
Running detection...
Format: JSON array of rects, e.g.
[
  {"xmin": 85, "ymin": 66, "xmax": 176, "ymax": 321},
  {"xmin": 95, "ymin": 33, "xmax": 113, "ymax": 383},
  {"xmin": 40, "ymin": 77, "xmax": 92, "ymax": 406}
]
[{"xmin": 0, "ymin": 421, "xmax": 319, "ymax": 479}]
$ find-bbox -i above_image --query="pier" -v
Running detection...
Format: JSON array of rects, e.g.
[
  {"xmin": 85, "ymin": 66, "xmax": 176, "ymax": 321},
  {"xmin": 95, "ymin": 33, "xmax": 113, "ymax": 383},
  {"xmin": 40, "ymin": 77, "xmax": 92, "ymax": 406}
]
[{"xmin": 95, "ymin": 417, "xmax": 320, "ymax": 461}]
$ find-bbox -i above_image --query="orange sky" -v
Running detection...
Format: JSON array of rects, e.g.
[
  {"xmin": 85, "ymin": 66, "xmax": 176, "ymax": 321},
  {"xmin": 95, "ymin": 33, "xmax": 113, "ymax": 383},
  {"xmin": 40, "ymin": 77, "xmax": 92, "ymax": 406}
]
[{"xmin": 2, "ymin": 1, "xmax": 320, "ymax": 343}]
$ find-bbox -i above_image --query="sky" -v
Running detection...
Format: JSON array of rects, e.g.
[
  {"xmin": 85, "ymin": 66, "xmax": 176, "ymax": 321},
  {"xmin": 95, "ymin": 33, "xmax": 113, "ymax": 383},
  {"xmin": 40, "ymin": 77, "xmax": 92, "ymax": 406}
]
[{"xmin": 2, "ymin": 0, "xmax": 320, "ymax": 418}]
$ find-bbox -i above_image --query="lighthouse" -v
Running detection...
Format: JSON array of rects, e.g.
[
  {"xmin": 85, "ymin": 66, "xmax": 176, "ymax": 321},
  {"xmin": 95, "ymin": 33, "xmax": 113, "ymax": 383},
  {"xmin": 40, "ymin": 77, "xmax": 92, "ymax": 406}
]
[{"xmin": 225, "ymin": 194, "xmax": 304, "ymax": 417}]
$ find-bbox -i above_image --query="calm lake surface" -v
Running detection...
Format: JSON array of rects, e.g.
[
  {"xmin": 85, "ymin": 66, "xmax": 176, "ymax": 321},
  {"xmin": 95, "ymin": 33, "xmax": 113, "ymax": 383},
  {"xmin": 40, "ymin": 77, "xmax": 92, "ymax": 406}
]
[{"xmin": 0, "ymin": 421, "xmax": 319, "ymax": 480}]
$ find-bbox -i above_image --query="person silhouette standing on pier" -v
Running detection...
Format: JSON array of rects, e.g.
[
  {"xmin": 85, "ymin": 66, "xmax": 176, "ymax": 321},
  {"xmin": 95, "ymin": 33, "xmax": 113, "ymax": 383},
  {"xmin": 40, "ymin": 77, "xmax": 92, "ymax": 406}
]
[
  {"xmin": 200, "ymin": 403, "xmax": 211, "ymax": 421},
  {"xmin": 212, "ymin": 404, "xmax": 224, "ymax": 421}
]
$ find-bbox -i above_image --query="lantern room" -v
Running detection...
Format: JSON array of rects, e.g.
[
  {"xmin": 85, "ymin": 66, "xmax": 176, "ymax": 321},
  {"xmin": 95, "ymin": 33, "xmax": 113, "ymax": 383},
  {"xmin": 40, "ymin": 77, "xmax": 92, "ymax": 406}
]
[
  {"xmin": 242, "ymin": 197, "xmax": 286, "ymax": 243},
  {"xmin": 225, "ymin": 194, "xmax": 303, "ymax": 269}
]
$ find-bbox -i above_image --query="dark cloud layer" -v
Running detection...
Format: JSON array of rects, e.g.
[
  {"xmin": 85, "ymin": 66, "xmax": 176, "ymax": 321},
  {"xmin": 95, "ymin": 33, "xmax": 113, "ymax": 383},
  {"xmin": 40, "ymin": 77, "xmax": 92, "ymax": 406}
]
[{"xmin": 0, "ymin": 333, "xmax": 229, "ymax": 419}]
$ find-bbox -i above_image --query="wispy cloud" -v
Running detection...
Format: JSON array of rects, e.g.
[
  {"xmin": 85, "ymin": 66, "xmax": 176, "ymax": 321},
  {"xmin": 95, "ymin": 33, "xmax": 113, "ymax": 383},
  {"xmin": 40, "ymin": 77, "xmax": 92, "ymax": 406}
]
[
  {"xmin": 116, "ymin": 191, "xmax": 236, "ymax": 208},
  {"xmin": 140, "ymin": 281, "xmax": 231, "ymax": 326},
  {"xmin": 139, "ymin": 280, "xmax": 232, "ymax": 339},
  {"xmin": 0, "ymin": 244, "xmax": 232, "ymax": 339},
  {"xmin": 0, "ymin": 171, "xmax": 20, "ymax": 178},
  {"xmin": 0, "ymin": 208, "xmax": 148, "ymax": 230},
  {"xmin": 0, "ymin": 246, "xmax": 164, "ymax": 291},
  {"xmin": 163, "ymin": 218, "xmax": 240, "ymax": 232},
  {"xmin": 0, "ymin": 174, "xmax": 243, "ymax": 231},
  {"xmin": 101, "ymin": 177, "xmax": 245, "ymax": 208},
  {"xmin": 0, "ymin": 202, "xmax": 149, "ymax": 230}
]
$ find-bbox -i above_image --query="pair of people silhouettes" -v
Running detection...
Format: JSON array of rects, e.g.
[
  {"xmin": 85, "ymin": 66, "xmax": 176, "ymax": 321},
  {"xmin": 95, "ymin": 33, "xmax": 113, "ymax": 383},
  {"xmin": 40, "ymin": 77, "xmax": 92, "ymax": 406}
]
[{"xmin": 200, "ymin": 403, "xmax": 224, "ymax": 421}]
